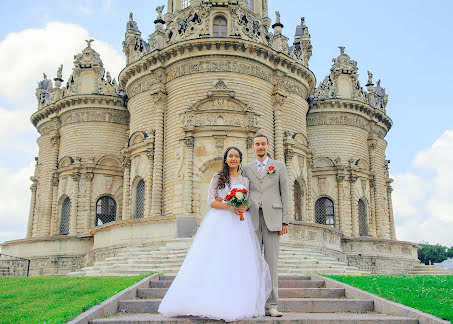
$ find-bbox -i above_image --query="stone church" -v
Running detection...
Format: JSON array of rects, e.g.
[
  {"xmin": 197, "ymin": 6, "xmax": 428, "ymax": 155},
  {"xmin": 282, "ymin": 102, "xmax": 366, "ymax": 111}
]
[{"xmin": 1, "ymin": 0, "xmax": 419, "ymax": 275}]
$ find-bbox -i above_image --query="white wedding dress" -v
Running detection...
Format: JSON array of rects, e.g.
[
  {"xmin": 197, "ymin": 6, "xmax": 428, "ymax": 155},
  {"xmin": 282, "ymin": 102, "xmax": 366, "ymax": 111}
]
[{"xmin": 158, "ymin": 174, "xmax": 272, "ymax": 321}]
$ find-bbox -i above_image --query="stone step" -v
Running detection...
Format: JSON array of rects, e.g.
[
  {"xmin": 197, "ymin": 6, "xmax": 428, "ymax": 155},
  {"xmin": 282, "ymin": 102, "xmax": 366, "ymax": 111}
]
[
  {"xmin": 117, "ymin": 298, "xmax": 374, "ymax": 314},
  {"xmin": 278, "ymin": 280, "xmax": 325, "ymax": 289},
  {"xmin": 137, "ymin": 287, "xmax": 345, "ymax": 299},
  {"xmin": 90, "ymin": 312, "xmax": 418, "ymax": 323}
]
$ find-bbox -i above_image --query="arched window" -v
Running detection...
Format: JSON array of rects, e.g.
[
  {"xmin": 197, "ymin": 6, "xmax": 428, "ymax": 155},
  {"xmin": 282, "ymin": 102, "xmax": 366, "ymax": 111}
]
[
  {"xmin": 96, "ymin": 196, "xmax": 116, "ymax": 226},
  {"xmin": 315, "ymin": 197, "xmax": 334, "ymax": 228},
  {"xmin": 213, "ymin": 16, "xmax": 227, "ymax": 37},
  {"xmin": 60, "ymin": 197, "xmax": 71, "ymax": 235},
  {"xmin": 244, "ymin": 0, "xmax": 254, "ymax": 11},
  {"xmin": 182, "ymin": 0, "xmax": 190, "ymax": 9},
  {"xmin": 358, "ymin": 199, "xmax": 368, "ymax": 236},
  {"xmin": 135, "ymin": 179, "xmax": 145, "ymax": 219},
  {"xmin": 294, "ymin": 180, "xmax": 302, "ymax": 221}
]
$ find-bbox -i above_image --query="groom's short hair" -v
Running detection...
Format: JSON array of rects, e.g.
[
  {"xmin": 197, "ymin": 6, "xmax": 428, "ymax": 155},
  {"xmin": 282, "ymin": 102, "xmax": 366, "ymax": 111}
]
[{"xmin": 253, "ymin": 134, "xmax": 269, "ymax": 144}]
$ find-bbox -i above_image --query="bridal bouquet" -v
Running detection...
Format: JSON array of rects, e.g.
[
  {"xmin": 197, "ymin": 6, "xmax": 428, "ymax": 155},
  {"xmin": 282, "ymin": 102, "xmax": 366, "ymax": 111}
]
[{"xmin": 224, "ymin": 188, "xmax": 248, "ymax": 221}]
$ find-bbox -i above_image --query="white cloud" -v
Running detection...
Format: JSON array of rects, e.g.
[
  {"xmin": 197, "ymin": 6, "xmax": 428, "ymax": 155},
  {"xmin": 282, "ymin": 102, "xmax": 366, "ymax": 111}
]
[
  {"xmin": 0, "ymin": 106, "xmax": 36, "ymax": 154},
  {"xmin": 0, "ymin": 162, "xmax": 34, "ymax": 247},
  {"xmin": 393, "ymin": 130, "xmax": 453, "ymax": 246},
  {"xmin": 0, "ymin": 22, "xmax": 125, "ymax": 108}
]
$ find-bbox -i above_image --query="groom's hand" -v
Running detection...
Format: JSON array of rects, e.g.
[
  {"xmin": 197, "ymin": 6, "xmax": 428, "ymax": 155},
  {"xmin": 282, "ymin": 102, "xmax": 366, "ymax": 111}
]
[{"xmin": 279, "ymin": 224, "xmax": 288, "ymax": 236}]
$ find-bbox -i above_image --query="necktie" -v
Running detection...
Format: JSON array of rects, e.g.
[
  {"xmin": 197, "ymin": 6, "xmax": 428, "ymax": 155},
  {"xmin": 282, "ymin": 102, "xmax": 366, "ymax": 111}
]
[{"xmin": 259, "ymin": 163, "xmax": 265, "ymax": 175}]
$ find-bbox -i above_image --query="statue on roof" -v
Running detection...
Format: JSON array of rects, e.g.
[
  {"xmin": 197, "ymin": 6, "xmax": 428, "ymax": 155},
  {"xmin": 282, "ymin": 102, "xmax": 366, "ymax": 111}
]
[
  {"xmin": 85, "ymin": 39, "xmax": 94, "ymax": 48},
  {"xmin": 57, "ymin": 64, "xmax": 63, "ymax": 79},
  {"xmin": 339, "ymin": 46, "xmax": 345, "ymax": 55},
  {"xmin": 43, "ymin": 73, "xmax": 47, "ymax": 80},
  {"xmin": 275, "ymin": 11, "xmax": 281, "ymax": 24},
  {"xmin": 367, "ymin": 70, "xmax": 374, "ymax": 86},
  {"xmin": 156, "ymin": 5, "xmax": 164, "ymax": 21},
  {"xmin": 127, "ymin": 12, "xmax": 140, "ymax": 32}
]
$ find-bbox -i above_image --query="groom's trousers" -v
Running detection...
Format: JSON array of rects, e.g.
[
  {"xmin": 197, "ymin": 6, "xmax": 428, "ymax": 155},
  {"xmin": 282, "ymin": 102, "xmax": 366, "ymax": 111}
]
[{"xmin": 256, "ymin": 208, "xmax": 279, "ymax": 310}]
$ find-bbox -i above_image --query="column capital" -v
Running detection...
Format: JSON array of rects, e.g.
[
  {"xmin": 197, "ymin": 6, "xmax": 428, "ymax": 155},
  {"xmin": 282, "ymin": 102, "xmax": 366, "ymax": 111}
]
[
  {"xmin": 182, "ymin": 136, "xmax": 194, "ymax": 148},
  {"xmin": 71, "ymin": 172, "xmax": 81, "ymax": 182},
  {"xmin": 51, "ymin": 176, "xmax": 59, "ymax": 186},
  {"xmin": 151, "ymin": 90, "xmax": 167, "ymax": 105},
  {"xmin": 85, "ymin": 172, "xmax": 94, "ymax": 181}
]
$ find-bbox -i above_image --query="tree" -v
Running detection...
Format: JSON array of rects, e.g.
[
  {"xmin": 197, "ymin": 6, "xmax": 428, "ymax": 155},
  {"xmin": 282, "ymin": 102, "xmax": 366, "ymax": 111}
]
[{"xmin": 417, "ymin": 242, "xmax": 450, "ymax": 265}]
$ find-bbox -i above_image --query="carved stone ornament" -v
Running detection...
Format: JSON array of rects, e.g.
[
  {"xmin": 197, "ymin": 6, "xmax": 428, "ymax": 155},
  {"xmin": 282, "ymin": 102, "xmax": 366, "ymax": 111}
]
[{"xmin": 182, "ymin": 84, "xmax": 260, "ymax": 132}]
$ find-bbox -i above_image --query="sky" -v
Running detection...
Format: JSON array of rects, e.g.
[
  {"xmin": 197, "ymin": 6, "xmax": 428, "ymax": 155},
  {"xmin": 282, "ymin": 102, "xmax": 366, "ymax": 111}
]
[{"xmin": 0, "ymin": 0, "xmax": 452, "ymax": 247}]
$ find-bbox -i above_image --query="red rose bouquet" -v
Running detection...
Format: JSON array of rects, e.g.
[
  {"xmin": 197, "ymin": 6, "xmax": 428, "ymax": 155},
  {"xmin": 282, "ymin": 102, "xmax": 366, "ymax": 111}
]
[{"xmin": 224, "ymin": 188, "xmax": 248, "ymax": 221}]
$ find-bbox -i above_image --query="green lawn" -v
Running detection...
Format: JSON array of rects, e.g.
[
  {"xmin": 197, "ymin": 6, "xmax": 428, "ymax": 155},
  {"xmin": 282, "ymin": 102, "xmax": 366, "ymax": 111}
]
[
  {"xmin": 0, "ymin": 274, "xmax": 149, "ymax": 324},
  {"xmin": 327, "ymin": 275, "xmax": 453, "ymax": 322}
]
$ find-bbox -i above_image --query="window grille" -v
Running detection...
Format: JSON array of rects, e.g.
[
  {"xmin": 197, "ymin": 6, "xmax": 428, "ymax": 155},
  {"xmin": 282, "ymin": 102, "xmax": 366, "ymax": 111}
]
[
  {"xmin": 244, "ymin": 0, "xmax": 254, "ymax": 11},
  {"xmin": 358, "ymin": 199, "xmax": 368, "ymax": 236},
  {"xmin": 96, "ymin": 196, "xmax": 116, "ymax": 226},
  {"xmin": 294, "ymin": 180, "xmax": 302, "ymax": 221},
  {"xmin": 213, "ymin": 16, "xmax": 227, "ymax": 37},
  {"xmin": 315, "ymin": 197, "xmax": 334, "ymax": 228},
  {"xmin": 135, "ymin": 179, "xmax": 145, "ymax": 219},
  {"xmin": 59, "ymin": 197, "xmax": 71, "ymax": 235},
  {"xmin": 182, "ymin": 0, "xmax": 190, "ymax": 9}
]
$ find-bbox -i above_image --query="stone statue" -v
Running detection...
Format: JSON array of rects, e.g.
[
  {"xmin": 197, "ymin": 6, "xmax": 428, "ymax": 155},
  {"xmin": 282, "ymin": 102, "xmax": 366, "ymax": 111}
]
[
  {"xmin": 275, "ymin": 11, "xmax": 280, "ymax": 24},
  {"xmin": 127, "ymin": 12, "xmax": 139, "ymax": 32},
  {"xmin": 156, "ymin": 5, "xmax": 164, "ymax": 20},
  {"xmin": 85, "ymin": 39, "xmax": 94, "ymax": 48},
  {"xmin": 367, "ymin": 71, "xmax": 373, "ymax": 85},
  {"xmin": 106, "ymin": 72, "xmax": 112, "ymax": 84},
  {"xmin": 301, "ymin": 17, "xmax": 306, "ymax": 27},
  {"xmin": 43, "ymin": 73, "xmax": 47, "ymax": 80},
  {"xmin": 57, "ymin": 64, "xmax": 63, "ymax": 79},
  {"xmin": 339, "ymin": 46, "xmax": 345, "ymax": 55}
]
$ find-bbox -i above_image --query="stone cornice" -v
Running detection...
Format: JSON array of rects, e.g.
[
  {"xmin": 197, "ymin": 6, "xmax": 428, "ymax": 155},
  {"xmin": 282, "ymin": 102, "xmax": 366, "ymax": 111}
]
[
  {"xmin": 119, "ymin": 38, "xmax": 316, "ymax": 94},
  {"xmin": 311, "ymin": 98, "xmax": 392, "ymax": 132},
  {"xmin": 31, "ymin": 94, "xmax": 126, "ymax": 127}
]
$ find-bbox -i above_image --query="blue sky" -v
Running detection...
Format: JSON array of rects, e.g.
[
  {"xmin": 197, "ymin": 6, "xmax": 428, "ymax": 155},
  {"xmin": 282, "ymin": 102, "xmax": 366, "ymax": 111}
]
[{"xmin": 0, "ymin": 0, "xmax": 452, "ymax": 246}]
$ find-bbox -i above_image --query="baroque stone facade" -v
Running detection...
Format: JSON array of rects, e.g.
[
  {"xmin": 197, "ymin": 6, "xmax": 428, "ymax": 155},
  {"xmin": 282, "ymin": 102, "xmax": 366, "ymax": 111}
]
[{"xmin": 1, "ymin": 0, "xmax": 418, "ymax": 275}]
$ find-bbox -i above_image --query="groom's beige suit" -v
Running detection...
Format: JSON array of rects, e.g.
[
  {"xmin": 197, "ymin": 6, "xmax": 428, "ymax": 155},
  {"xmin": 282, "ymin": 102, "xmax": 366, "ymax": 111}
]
[{"xmin": 242, "ymin": 157, "xmax": 289, "ymax": 310}]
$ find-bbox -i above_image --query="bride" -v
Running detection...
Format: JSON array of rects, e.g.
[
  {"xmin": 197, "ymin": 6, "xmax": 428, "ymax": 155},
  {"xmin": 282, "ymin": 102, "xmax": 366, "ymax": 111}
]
[{"xmin": 158, "ymin": 146, "xmax": 272, "ymax": 321}]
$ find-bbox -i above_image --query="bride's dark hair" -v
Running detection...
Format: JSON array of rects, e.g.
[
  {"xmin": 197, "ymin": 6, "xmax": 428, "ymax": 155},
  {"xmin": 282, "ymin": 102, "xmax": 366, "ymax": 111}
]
[{"xmin": 217, "ymin": 146, "xmax": 242, "ymax": 189}]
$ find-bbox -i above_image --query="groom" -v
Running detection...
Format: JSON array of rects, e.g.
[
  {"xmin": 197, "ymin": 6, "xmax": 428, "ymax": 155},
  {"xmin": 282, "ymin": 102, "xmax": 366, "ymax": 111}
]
[{"xmin": 242, "ymin": 134, "xmax": 289, "ymax": 317}]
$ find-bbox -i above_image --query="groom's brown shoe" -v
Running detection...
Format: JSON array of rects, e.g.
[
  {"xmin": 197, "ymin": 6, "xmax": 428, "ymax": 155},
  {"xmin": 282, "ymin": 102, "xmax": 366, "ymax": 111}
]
[{"xmin": 265, "ymin": 308, "xmax": 283, "ymax": 317}]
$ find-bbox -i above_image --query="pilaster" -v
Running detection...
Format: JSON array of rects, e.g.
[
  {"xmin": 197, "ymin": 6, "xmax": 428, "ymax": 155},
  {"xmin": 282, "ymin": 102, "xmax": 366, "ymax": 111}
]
[
  {"xmin": 121, "ymin": 158, "xmax": 131, "ymax": 220},
  {"xmin": 70, "ymin": 172, "xmax": 81, "ymax": 235},
  {"xmin": 349, "ymin": 174, "xmax": 359, "ymax": 237},
  {"xmin": 145, "ymin": 150, "xmax": 154, "ymax": 219},
  {"xmin": 84, "ymin": 172, "xmax": 94, "ymax": 231},
  {"xmin": 272, "ymin": 89, "xmax": 286, "ymax": 161},
  {"xmin": 336, "ymin": 174, "xmax": 345, "ymax": 232},
  {"xmin": 27, "ymin": 179, "xmax": 37, "ymax": 238},
  {"xmin": 49, "ymin": 176, "xmax": 59, "ymax": 235},
  {"xmin": 151, "ymin": 91, "xmax": 166, "ymax": 217}
]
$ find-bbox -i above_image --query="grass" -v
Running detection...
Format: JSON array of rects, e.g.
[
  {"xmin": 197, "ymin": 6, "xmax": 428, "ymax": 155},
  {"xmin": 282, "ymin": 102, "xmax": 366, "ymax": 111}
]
[
  {"xmin": 0, "ymin": 274, "xmax": 150, "ymax": 324},
  {"xmin": 327, "ymin": 275, "xmax": 453, "ymax": 322}
]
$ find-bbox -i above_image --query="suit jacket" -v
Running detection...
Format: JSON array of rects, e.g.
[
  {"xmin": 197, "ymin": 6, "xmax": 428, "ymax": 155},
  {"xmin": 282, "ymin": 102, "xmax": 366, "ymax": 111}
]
[{"xmin": 242, "ymin": 158, "xmax": 289, "ymax": 232}]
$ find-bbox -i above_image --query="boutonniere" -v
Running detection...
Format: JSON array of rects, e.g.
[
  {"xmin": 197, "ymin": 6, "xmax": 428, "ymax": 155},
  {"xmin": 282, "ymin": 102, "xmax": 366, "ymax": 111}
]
[{"xmin": 267, "ymin": 166, "xmax": 276, "ymax": 174}]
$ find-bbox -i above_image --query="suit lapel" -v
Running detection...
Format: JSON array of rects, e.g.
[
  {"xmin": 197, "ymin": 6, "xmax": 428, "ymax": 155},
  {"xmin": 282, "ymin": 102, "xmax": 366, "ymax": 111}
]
[{"xmin": 250, "ymin": 162, "xmax": 262, "ymax": 180}]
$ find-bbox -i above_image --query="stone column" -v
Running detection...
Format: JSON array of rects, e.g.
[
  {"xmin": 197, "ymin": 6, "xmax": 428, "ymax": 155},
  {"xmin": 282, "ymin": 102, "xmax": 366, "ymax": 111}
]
[
  {"xmin": 41, "ymin": 135, "xmax": 60, "ymax": 236},
  {"xmin": 121, "ymin": 158, "xmax": 131, "ymax": 220},
  {"xmin": 144, "ymin": 150, "xmax": 154, "ymax": 219},
  {"xmin": 70, "ymin": 173, "xmax": 81, "ymax": 235},
  {"xmin": 27, "ymin": 179, "xmax": 38, "ymax": 238},
  {"xmin": 336, "ymin": 174, "xmax": 345, "ymax": 232},
  {"xmin": 183, "ymin": 136, "xmax": 194, "ymax": 217},
  {"xmin": 369, "ymin": 177, "xmax": 377, "ymax": 237},
  {"xmin": 349, "ymin": 175, "xmax": 359, "ymax": 237},
  {"xmin": 272, "ymin": 91, "xmax": 286, "ymax": 161},
  {"xmin": 151, "ymin": 91, "xmax": 166, "ymax": 217},
  {"xmin": 285, "ymin": 149, "xmax": 295, "ymax": 221},
  {"xmin": 49, "ymin": 176, "xmax": 59, "ymax": 235},
  {"xmin": 246, "ymin": 136, "xmax": 254, "ymax": 164},
  {"xmin": 305, "ymin": 158, "xmax": 314, "ymax": 222},
  {"xmin": 387, "ymin": 181, "xmax": 396, "ymax": 239},
  {"xmin": 84, "ymin": 172, "xmax": 94, "ymax": 231}
]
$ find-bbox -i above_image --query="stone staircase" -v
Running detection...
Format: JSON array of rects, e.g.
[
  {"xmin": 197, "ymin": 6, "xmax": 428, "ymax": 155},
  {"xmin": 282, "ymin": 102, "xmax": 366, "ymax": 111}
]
[
  {"xmin": 408, "ymin": 263, "xmax": 453, "ymax": 275},
  {"xmin": 69, "ymin": 239, "xmax": 367, "ymax": 276},
  {"xmin": 90, "ymin": 274, "xmax": 418, "ymax": 323}
]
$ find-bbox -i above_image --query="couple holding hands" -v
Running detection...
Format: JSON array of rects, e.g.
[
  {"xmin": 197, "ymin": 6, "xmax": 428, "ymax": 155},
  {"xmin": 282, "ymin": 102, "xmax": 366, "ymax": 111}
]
[{"xmin": 159, "ymin": 134, "xmax": 289, "ymax": 321}]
